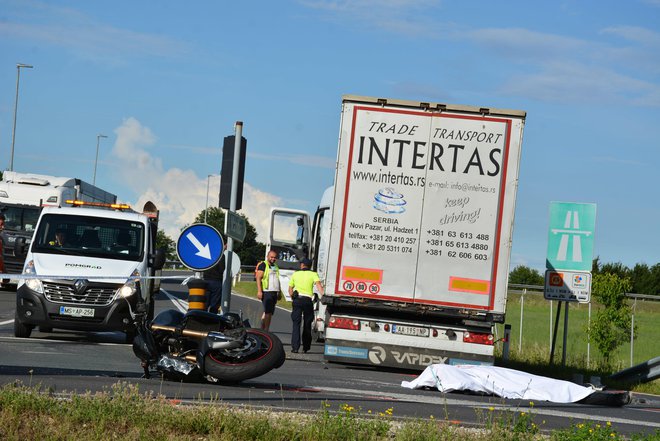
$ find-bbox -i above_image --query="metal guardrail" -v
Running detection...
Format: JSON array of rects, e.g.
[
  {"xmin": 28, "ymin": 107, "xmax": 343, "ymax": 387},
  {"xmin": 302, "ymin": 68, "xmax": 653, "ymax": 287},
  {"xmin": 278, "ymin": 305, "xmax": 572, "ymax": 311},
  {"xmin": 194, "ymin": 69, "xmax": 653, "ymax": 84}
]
[
  {"xmin": 508, "ymin": 283, "xmax": 660, "ymax": 302},
  {"xmin": 609, "ymin": 356, "xmax": 660, "ymax": 384}
]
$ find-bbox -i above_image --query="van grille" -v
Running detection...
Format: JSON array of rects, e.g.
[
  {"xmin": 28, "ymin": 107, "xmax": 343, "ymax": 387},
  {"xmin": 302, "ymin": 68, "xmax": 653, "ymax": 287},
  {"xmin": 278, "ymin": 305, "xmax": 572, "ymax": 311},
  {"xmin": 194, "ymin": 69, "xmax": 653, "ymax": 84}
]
[{"xmin": 43, "ymin": 281, "xmax": 119, "ymax": 306}]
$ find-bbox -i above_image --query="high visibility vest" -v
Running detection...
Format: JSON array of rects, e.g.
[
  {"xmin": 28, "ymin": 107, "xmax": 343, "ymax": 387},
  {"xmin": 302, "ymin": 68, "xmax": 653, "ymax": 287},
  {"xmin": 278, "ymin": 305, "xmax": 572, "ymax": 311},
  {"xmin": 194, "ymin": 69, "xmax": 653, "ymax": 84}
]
[
  {"xmin": 289, "ymin": 269, "xmax": 319, "ymax": 298},
  {"xmin": 260, "ymin": 263, "xmax": 280, "ymax": 291}
]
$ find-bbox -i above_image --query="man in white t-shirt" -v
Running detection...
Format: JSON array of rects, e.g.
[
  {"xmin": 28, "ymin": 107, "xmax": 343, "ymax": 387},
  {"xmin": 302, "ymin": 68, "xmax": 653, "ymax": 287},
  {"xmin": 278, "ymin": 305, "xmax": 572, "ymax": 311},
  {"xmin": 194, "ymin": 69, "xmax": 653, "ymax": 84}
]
[{"xmin": 255, "ymin": 249, "xmax": 281, "ymax": 331}]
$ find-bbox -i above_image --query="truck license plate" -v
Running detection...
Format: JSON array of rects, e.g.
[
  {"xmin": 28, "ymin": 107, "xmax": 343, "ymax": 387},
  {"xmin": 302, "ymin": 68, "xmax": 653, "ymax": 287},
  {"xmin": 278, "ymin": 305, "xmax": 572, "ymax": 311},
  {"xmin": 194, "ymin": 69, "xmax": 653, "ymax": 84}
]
[
  {"xmin": 391, "ymin": 325, "xmax": 429, "ymax": 337},
  {"xmin": 59, "ymin": 306, "xmax": 94, "ymax": 318}
]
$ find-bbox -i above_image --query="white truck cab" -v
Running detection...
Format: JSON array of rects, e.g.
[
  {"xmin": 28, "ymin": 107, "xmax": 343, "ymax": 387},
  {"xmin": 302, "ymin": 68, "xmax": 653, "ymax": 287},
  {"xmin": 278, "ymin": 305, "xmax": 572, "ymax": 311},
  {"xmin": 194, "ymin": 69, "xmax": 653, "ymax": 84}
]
[{"xmin": 14, "ymin": 200, "xmax": 165, "ymax": 341}]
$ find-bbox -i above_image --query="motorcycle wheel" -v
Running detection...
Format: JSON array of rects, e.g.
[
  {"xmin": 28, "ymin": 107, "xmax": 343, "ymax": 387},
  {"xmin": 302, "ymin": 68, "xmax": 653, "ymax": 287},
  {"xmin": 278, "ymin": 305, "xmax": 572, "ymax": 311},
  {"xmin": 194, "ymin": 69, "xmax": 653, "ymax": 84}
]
[{"xmin": 204, "ymin": 328, "xmax": 285, "ymax": 383}]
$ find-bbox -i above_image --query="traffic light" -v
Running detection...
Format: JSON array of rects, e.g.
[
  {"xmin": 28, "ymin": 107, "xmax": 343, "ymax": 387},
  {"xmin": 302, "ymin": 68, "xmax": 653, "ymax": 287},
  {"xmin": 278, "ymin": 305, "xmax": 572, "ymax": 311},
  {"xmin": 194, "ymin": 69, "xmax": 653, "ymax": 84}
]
[{"xmin": 219, "ymin": 135, "xmax": 247, "ymax": 210}]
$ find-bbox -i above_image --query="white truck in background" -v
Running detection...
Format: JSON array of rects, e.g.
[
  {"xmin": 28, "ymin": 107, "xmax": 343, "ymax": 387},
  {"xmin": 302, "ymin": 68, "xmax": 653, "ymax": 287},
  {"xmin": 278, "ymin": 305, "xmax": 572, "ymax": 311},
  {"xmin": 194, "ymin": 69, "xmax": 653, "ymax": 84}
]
[
  {"xmin": 268, "ymin": 95, "xmax": 526, "ymax": 370},
  {"xmin": 0, "ymin": 171, "xmax": 117, "ymax": 275}
]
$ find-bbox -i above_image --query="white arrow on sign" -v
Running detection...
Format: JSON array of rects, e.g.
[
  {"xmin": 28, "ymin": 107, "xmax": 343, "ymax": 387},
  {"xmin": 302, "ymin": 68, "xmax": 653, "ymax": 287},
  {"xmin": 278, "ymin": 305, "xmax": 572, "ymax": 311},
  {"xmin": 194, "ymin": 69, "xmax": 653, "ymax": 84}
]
[{"xmin": 186, "ymin": 232, "xmax": 211, "ymax": 259}]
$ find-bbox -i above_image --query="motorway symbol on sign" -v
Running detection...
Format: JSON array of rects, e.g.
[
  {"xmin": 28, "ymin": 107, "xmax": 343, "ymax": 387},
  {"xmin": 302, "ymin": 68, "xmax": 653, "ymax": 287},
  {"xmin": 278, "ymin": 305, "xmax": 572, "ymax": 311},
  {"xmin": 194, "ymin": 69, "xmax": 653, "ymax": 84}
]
[
  {"xmin": 547, "ymin": 202, "xmax": 596, "ymax": 272},
  {"xmin": 177, "ymin": 223, "xmax": 224, "ymax": 271}
]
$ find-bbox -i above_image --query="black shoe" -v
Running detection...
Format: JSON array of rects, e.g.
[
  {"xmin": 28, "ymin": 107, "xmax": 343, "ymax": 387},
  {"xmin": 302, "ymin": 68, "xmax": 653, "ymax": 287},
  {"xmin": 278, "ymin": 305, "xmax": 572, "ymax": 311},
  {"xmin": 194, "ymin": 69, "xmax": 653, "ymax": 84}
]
[
  {"xmin": 291, "ymin": 349, "xmax": 299, "ymax": 354},
  {"xmin": 303, "ymin": 349, "xmax": 310, "ymax": 353}
]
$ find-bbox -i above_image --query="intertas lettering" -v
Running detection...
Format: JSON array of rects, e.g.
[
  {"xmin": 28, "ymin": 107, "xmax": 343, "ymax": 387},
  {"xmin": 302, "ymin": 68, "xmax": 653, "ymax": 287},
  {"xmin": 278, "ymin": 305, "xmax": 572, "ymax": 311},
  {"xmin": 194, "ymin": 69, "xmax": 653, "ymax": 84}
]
[{"xmin": 357, "ymin": 136, "xmax": 502, "ymax": 177}]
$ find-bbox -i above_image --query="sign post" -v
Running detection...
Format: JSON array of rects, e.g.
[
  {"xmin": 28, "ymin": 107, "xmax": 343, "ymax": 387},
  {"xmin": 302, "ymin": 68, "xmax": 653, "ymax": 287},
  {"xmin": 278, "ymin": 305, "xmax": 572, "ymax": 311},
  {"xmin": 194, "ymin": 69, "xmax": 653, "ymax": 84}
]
[
  {"xmin": 545, "ymin": 201, "xmax": 596, "ymax": 366},
  {"xmin": 221, "ymin": 122, "xmax": 245, "ymax": 313}
]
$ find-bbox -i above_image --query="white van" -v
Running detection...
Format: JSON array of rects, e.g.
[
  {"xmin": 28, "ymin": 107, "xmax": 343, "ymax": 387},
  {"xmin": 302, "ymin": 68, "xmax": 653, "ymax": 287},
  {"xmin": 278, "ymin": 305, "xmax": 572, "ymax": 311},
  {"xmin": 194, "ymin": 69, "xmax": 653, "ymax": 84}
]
[{"xmin": 14, "ymin": 201, "xmax": 165, "ymax": 341}]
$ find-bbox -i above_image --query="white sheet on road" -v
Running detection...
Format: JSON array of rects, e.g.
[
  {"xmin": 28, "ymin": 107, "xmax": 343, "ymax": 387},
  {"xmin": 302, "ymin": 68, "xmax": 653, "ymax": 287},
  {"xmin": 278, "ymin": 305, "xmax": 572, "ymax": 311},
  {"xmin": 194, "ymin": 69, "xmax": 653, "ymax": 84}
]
[{"xmin": 401, "ymin": 364, "xmax": 595, "ymax": 403}]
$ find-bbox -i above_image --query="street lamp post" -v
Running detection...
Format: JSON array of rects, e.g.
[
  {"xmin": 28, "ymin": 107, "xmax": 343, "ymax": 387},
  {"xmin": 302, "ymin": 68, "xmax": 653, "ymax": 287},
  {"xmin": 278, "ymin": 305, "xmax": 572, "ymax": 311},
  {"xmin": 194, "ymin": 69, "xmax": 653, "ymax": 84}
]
[
  {"xmin": 10, "ymin": 63, "xmax": 34, "ymax": 172},
  {"xmin": 93, "ymin": 134, "xmax": 108, "ymax": 185},
  {"xmin": 205, "ymin": 174, "xmax": 217, "ymax": 223}
]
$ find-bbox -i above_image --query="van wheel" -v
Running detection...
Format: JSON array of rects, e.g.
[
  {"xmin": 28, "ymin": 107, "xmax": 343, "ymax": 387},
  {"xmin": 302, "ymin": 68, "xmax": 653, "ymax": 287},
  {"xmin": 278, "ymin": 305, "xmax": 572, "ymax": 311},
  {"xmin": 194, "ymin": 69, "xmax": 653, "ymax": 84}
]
[{"xmin": 14, "ymin": 315, "xmax": 33, "ymax": 338}]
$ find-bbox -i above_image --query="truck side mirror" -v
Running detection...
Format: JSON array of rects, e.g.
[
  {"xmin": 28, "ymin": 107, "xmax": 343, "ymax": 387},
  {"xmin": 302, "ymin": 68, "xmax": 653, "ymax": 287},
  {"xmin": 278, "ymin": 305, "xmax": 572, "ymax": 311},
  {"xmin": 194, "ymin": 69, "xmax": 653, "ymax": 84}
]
[
  {"xmin": 151, "ymin": 248, "xmax": 166, "ymax": 270},
  {"xmin": 14, "ymin": 237, "xmax": 27, "ymax": 258}
]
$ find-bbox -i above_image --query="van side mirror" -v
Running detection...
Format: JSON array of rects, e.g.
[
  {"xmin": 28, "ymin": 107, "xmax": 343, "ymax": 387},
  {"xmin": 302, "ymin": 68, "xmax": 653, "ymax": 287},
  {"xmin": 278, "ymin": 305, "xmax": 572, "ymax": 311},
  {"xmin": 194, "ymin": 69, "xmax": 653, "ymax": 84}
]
[
  {"xmin": 14, "ymin": 237, "xmax": 27, "ymax": 258},
  {"xmin": 152, "ymin": 248, "xmax": 166, "ymax": 270}
]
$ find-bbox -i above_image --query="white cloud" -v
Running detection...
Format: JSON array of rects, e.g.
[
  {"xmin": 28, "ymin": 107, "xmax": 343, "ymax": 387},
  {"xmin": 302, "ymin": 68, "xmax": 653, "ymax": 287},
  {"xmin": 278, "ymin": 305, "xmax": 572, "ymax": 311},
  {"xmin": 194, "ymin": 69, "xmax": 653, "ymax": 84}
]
[
  {"xmin": 111, "ymin": 118, "xmax": 282, "ymax": 242},
  {"xmin": 0, "ymin": 1, "xmax": 188, "ymax": 65},
  {"xmin": 498, "ymin": 60, "xmax": 660, "ymax": 106},
  {"xmin": 299, "ymin": 1, "xmax": 660, "ymax": 108},
  {"xmin": 248, "ymin": 151, "xmax": 335, "ymax": 169},
  {"xmin": 298, "ymin": 0, "xmax": 442, "ymax": 37}
]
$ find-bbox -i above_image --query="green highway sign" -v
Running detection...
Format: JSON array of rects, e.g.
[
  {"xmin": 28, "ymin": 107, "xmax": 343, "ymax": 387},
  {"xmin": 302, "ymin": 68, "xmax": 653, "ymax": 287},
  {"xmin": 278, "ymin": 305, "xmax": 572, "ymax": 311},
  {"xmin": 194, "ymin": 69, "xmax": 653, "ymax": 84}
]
[
  {"xmin": 225, "ymin": 209, "xmax": 246, "ymax": 242},
  {"xmin": 546, "ymin": 202, "xmax": 596, "ymax": 272}
]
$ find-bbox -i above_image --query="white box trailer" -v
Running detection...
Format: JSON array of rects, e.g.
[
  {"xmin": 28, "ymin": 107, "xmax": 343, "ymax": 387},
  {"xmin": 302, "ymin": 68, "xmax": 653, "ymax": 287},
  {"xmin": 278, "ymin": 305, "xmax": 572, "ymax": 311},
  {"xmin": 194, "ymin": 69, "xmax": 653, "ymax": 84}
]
[{"xmin": 269, "ymin": 95, "xmax": 526, "ymax": 369}]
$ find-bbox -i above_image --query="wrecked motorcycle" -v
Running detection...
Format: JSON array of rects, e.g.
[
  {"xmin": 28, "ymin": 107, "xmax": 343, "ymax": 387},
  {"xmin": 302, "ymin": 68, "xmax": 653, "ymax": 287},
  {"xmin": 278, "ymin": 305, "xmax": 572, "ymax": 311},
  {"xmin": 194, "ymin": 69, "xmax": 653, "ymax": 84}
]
[{"xmin": 127, "ymin": 296, "xmax": 285, "ymax": 383}]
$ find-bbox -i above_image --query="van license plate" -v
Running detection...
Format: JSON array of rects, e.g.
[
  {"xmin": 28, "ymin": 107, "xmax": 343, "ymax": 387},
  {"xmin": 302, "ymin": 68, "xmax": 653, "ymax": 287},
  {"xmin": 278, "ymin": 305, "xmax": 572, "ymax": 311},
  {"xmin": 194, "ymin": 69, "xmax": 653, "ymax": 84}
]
[
  {"xmin": 59, "ymin": 306, "xmax": 94, "ymax": 317},
  {"xmin": 391, "ymin": 325, "xmax": 429, "ymax": 337}
]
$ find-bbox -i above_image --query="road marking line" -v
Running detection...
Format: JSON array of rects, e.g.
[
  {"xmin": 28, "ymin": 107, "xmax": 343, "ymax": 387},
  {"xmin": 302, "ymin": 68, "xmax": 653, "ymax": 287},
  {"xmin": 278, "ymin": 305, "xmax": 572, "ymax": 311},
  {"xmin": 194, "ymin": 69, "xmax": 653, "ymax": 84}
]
[
  {"xmin": 318, "ymin": 386, "xmax": 660, "ymax": 429},
  {"xmin": 0, "ymin": 319, "xmax": 14, "ymax": 326}
]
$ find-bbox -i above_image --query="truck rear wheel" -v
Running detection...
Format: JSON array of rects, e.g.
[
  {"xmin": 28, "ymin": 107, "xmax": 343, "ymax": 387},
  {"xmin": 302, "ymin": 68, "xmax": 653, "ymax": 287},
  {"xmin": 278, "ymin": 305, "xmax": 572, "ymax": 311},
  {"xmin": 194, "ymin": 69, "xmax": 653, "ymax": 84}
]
[{"xmin": 14, "ymin": 314, "xmax": 33, "ymax": 338}]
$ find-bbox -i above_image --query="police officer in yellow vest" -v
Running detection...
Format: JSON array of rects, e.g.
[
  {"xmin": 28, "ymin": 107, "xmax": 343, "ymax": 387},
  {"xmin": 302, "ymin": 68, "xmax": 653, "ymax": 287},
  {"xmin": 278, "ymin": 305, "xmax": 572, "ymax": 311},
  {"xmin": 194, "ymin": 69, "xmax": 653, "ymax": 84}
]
[
  {"xmin": 256, "ymin": 249, "xmax": 281, "ymax": 331},
  {"xmin": 288, "ymin": 257, "xmax": 323, "ymax": 353}
]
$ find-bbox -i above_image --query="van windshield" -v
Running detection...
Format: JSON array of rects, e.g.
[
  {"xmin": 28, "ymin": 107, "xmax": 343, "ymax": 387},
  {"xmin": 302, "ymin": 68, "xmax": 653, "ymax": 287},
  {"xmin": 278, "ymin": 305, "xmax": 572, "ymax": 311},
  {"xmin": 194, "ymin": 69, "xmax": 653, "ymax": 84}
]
[{"xmin": 31, "ymin": 213, "xmax": 144, "ymax": 262}]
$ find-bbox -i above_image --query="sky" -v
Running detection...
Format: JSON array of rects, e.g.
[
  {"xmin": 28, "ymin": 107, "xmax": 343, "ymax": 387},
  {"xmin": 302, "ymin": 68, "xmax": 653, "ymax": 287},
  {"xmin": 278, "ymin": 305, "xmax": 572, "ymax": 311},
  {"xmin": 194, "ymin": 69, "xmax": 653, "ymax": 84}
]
[{"xmin": 0, "ymin": 0, "xmax": 659, "ymax": 272}]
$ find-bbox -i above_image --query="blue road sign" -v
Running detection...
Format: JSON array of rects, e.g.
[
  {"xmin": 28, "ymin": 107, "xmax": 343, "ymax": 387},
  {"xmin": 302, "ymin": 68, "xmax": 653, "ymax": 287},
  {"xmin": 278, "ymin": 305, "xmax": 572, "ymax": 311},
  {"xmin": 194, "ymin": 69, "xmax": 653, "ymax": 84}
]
[{"xmin": 176, "ymin": 224, "xmax": 224, "ymax": 271}]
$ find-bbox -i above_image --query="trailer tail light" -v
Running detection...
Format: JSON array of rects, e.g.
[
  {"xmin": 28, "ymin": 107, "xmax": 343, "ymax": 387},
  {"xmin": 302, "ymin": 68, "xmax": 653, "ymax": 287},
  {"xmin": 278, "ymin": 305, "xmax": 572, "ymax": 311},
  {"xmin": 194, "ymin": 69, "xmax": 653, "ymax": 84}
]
[
  {"xmin": 463, "ymin": 332, "xmax": 494, "ymax": 345},
  {"xmin": 328, "ymin": 317, "xmax": 360, "ymax": 330}
]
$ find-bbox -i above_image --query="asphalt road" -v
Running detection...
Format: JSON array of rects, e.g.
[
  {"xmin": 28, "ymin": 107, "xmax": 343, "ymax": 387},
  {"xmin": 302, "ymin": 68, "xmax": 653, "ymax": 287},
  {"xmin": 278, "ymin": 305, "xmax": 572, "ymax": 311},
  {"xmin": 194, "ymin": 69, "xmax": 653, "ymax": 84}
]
[{"xmin": 0, "ymin": 273, "xmax": 658, "ymax": 437}]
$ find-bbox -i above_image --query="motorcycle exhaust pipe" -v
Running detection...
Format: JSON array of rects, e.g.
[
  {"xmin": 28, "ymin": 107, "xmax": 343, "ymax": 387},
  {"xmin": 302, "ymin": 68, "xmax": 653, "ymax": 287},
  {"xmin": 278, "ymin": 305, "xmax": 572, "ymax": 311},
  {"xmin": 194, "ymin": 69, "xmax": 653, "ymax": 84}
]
[
  {"xmin": 206, "ymin": 331, "xmax": 245, "ymax": 350},
  {"xmin": 150, "ymin": 324, "xmax": 245, "ymax": 349},
  {"xmin": 150, "ymin": 324, "xmax": 210, "ymax": 339}
]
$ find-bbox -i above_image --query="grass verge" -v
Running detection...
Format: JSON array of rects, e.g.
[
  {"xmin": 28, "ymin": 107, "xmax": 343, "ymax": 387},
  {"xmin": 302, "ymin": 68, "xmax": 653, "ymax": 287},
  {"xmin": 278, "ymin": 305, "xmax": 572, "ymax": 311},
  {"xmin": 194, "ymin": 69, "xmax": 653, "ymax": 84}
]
[{"xmin": 2, "ymin": 382, "xmax": 658, "ymax": 441}]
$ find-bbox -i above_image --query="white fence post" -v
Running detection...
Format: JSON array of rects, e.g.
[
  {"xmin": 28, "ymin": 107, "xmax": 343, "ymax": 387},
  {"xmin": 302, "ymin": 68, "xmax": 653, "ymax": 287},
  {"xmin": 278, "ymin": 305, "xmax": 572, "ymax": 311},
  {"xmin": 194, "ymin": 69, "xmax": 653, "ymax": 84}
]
[{"xmin": 519, "ymin": 288, "xmax": 525, "ymax": 353}]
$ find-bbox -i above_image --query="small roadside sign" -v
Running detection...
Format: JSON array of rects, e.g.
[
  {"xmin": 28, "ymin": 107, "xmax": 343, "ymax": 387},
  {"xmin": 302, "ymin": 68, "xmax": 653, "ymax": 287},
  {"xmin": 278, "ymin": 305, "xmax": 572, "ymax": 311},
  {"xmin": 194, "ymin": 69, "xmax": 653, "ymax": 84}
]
[
  {"xmin": 225, "ymin": 210, "xmax": 246, "ymax": 242},
  {"xmin": 544, "ymin": 270, "xmax": 591, "ymax": 303},
  {"xmin": 177, "ymin": 224, "xmax": 224, "ymax": 271},
  {"xmin": 224, "ymin": 250, "xmax": 241, "ymax": 277},
  {"xmin": 546, "ymin": 202, "xmax": 597, "ymax": 272}
]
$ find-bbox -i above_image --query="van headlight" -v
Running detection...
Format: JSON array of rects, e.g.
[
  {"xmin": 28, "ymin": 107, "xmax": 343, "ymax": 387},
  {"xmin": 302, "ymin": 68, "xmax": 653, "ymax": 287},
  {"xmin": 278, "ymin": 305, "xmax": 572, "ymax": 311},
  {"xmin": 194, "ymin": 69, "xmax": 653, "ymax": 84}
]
[
  {"xmin": 117, "ymin": 269, "xmax": 140, "ymax": 298},
  {"xmin": 23, "ymin": 260, "xmax": 44, "ymax": 294}
]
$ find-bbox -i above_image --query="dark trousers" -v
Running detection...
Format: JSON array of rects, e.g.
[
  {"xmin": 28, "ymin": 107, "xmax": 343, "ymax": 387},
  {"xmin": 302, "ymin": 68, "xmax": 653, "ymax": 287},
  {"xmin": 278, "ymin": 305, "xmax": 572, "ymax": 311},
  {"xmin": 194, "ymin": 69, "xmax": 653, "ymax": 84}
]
[
  {"xmin": 206, "ymin": 279, "xmax": 223, "ymax": 314},
  {"xmin": 291, "ymin": 296, "xmax": 314, "ymax": 351}
]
